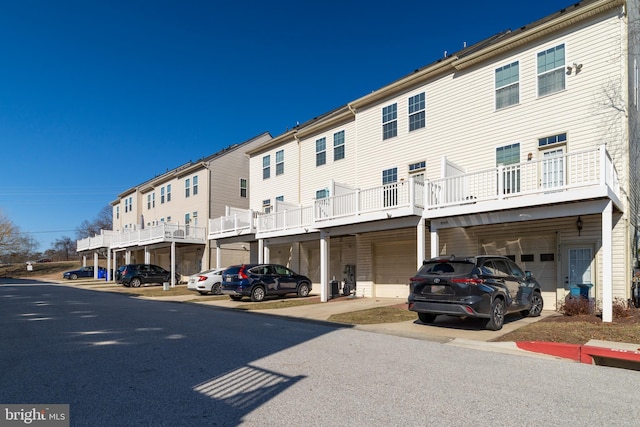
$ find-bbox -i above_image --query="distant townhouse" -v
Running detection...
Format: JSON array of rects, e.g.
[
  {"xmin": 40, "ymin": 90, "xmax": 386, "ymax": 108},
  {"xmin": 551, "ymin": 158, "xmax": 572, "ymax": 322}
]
[
  {"xmin": 208, "ymin": 0, "xmax": 639, "ymax": 321},
  {"xmin": 76, "ymin": 132, "xmax": 271, "ymax": 282}
]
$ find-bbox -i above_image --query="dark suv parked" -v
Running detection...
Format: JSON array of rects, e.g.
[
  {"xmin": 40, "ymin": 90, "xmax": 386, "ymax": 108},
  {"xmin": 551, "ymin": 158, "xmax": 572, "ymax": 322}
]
[
  {"xmin": 119, "ymin": 264, "xmax": 176, "ymax": 288},
  {"xmin": 221, "ymin": 264, "xmax": 312, "ymax": 302},
  {"xmin": 408, "ymin": 255, "xmax": 543, "ymax": 330}
]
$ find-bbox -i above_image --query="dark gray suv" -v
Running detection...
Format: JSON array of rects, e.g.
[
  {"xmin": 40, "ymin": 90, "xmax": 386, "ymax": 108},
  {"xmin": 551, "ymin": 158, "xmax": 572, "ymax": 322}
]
[
  {"xmin": 408, "ymin": 255, "xmax": 543, "ymax": 330},
  {"xmin": 120, "ymin": 264, "xmax": 176, "ymax": 288}
]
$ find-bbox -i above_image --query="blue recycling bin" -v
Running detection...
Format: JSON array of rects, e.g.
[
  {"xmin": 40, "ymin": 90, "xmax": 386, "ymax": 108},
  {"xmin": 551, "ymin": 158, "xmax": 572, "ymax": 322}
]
[
  {"xmin": 98, "ymin": 269, "xmax": 106, "ymax": 279},
  {"xmin": 576, "ymin": 283, "xmax": 592, "ymax": 299}
]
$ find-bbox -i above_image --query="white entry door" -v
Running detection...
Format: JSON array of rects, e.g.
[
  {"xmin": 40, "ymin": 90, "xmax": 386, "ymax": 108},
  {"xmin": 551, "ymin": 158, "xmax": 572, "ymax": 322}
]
[
  {"xmin": 542, "ymin": 147, "xmax": 565, "ymax": 189},
  {"xmin": 564, "ymin": 246, "xmax": 594, "ymax": 297}
]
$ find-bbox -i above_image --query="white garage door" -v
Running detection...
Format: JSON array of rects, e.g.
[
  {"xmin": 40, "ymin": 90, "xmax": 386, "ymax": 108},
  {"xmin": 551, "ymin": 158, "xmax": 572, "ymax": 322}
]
[{"xmin": 374, "ymin": 240, "xmax": 416, "ymax": 298}]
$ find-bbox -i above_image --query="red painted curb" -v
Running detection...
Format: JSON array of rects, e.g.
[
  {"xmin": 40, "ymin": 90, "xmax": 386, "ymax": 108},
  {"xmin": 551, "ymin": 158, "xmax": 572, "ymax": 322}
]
[
  {"xmin": 516, "ymin": 341, "xmax": 640, "ymax": 367},
  {"xmin": 516, "ymin": 341, "xmax": 581, "ymax": 361}
]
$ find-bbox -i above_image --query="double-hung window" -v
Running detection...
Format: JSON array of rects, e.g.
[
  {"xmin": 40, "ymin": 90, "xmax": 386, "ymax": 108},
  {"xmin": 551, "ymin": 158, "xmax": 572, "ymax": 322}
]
[
  {"xmin": 166, "ymin": 184, "xmax": 171, "ymax": 202},
  {"xmin": 185, "ymin": 178, "xmax": 190, "ymax": 198},
  {"xmin": 333, "ymin": 130, "xmax": 345, "ymax": 161},
  {"xmin": 160, "ymin": 187, "xmax": 165, "ymax": 204},
  {"xmin": 263, "ymin": 155, "xmax": 271, "ymax": 179},
  {"xmin": 495, "ymin": 61, "xmax": 519, "ymax": 109},
  {"xmin": 276, "ymin": 150, "xmax": 284, "ymax": 175},
  {"xmin": 240, "ymin": 178, "xmax": 247, "ymax": 198},
  {"xmin": 193, "ymin": 176, "xmax": 198, "ymax": 195},
  {"xmin": 408, "ymin": 93, "xmax": 425, "ymax": 131},
  {"xmin": 316, "ymin": 138, "xmax": 326, "ymax": 166},
  {"xmin": 382, "ymin": 103, "xmax": 397, "ymax": 140},
  {"xmin": 537, "ymin": 44, "xmax": 565, "ymax": 97}
]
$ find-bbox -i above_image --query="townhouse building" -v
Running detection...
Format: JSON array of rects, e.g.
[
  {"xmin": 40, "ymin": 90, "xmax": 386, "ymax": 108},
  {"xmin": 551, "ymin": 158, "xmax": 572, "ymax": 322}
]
[
  {"xmin": 77, "ymin": 132, "xmax": 271, "ymax": 282},
  {"xmin": 207, "ymin": 0, "xmax": 639, "ymax": 321}
]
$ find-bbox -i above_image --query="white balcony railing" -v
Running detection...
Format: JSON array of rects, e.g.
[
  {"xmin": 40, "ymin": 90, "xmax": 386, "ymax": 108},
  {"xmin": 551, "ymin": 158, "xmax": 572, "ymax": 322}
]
[
  {"xmin": 424, "ymin": 145, "xmax": 618, "ymax": 208},
  {"xmin": 77, "ymin": 223, "xmax": 206, "ymax": 252}
]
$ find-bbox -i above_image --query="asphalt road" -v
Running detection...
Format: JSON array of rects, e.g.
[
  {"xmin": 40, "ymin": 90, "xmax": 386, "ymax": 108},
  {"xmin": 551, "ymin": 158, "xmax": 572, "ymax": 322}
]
[{"xmin": 1, "ymin": 278, "xmax": 639, "ymax": 426}]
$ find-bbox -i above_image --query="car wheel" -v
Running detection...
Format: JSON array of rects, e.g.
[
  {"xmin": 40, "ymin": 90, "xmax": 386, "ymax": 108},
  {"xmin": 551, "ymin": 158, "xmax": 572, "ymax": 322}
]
[
  {"xmin": 230, "ymin": 296, "xmax": 243, "ymax": 301},
  {"xmin": 485, "ymin": 297, "xmax": 505, "ymax": 331},
  {"xmin": 297, "ymin": 283, "xmax": 310, "ymax": 298},
  {"xmin": 521, "ymin": 292, "xmax": 544, "ymax": 317},
  {"xmin": 418, "ymin": 312, "xmax": 437, "ymax": 324},
  {"xmin": 250, "ymin": 286, "xmax": 265, "ymax": 302},
  {"xmin": 70, "ymin": 274, "xmax": 78, "ymax": 280},
  {"xmin": 130, "ymin": 278, "xmax": 142, "ymax": 288},
  {"xmin": 211, "ymin": 283, "xmax": 222, "ymax": 295}
]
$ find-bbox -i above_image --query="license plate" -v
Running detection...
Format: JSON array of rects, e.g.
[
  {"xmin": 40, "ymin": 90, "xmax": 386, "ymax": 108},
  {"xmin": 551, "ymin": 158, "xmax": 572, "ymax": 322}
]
[{"xmin": 226, "ymin": 277, "xmax": 231, "ymax": 282}]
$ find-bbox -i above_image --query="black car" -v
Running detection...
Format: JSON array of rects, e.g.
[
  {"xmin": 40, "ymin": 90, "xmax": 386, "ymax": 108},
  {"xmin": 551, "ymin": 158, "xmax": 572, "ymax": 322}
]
[
  {"xmin": 119, "ymin": 264, "xmax": 177, "ymax": 288},
  {"xmin": 221, "ymin": 264, "xmax": 312, "ymax": 302},
  {"xmin": 408, "ymin": 255, "xmax": 544, "ymax": 330},
  {"xmin": 63, "ymin": 266, "xmax": 106, "ymax": 280}
]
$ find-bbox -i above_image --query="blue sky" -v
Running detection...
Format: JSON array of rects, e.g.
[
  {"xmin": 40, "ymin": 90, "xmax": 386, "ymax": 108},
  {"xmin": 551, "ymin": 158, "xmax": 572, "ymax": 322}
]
[{"xmin": 0, "ymin": 0, "xmax": 574, "ymax": 251}]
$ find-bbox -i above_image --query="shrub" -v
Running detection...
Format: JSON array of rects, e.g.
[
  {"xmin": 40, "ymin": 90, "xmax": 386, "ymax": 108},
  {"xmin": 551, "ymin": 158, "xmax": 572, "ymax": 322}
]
[
  {"xmin": 612, "ymin": 297, "xmax": 634, "ymax": 319},
  {"xmin": 558, "ymin": 296, "xmax": 593, "ymax": 316}
]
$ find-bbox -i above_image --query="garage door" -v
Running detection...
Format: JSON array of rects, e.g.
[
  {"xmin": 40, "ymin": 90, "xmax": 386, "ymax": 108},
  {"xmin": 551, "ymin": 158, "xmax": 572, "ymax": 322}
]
[
  {"xmin": 481, "ymin": 235, "xmax": 557, "ymax": 308},
  {"xmin": 374, "ymin": 240, "xmax": 416, "ymax": 298}
]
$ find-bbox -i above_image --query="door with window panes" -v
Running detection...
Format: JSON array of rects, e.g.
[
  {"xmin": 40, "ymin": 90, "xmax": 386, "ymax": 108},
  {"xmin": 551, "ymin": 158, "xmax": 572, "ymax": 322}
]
[
  {"xmin": 383, "ymin": 168, "xmax": 398, "ymax": 207},
  {"xmin": 497, "ymin": 143, "xmax": 520, "ymax": 194}
]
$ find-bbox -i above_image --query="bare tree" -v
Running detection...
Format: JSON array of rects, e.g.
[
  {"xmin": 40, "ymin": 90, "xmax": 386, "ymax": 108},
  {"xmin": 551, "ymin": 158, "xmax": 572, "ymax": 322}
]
[
  {"xmin": 0, "ymin": 213, "xmax": 39, "ymax": 262},
  {"xmin": 53, "ymin": 236, "xmax": 76, "ymax": 261},
  {"xmin": 76, "ymin": 205, "xmax": 113, "ymax": 239}
]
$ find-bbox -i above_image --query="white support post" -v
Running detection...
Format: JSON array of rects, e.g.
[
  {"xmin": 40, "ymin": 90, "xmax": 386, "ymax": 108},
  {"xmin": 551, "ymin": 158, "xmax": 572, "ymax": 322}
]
[
  {"xmin": 106, "ymin": 248, "xmax": 111, "ymax": 281},
  {"xmin": 602, "ymin": 201, "xmax": 613, "ymax": 322},
  {"xmin": 320, "ymin": 231, "xmax": 329, "ymax": 302},
  {"xmin": 263, "ymin": 244, "xmax": 270, "ymax": 264},
  {"xmin": 82, "ymin": 255, "xmax": 87, "ymax": 267},
  {"xmin": 144, "ymin": 247, "xmax": 150, "ymax": 264},
  {"xmin": 93, "ymin": 252, "xmax": 99, "ymax": 279},
  {"xmin": 417, "ymin": 218, "xmax": 426, "ymax": 269},
  {"xmin": 171, "ymin": 241, "xmax": 176, "ymax": 287},
  {"xmin": 430, "ymin": 225, "xmax": 440, "ymax": 258},
  {"xmin": 258, "ymin": 239, "xmax": 264, "ymax": 263},
  {"xmin": 216, "ymin": 242, "xmax": 222, "ymax": 270}
]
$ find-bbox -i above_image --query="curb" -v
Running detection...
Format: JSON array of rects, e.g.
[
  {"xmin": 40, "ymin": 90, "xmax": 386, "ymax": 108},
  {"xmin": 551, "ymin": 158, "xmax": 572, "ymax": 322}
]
[{"xmin": 516, "ymin": 341, "xmax": 640, "ymax": 370}]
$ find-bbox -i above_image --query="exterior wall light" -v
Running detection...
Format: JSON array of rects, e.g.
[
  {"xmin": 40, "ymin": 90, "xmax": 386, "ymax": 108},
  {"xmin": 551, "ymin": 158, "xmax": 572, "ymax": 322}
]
[{"xmin": 576, "ymin": 216, "xmax": 583, "ymax": 236}]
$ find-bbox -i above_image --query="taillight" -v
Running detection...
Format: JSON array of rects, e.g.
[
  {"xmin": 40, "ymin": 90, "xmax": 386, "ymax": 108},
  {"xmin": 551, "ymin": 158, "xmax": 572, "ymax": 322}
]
[
  {"xmin": 198, "ymin": 276, "xmax": 207, "ymax": 282},
  {"xmin": 451, "ymin": 278, "xmax": 484, "ymax": 285},
  {"xmin": 238, "ymin": 265, "xmax": 248, "ymax": 279},
  {"xmin": 409, "ymin": 277, "xmax": 422, "ymax": 283}
]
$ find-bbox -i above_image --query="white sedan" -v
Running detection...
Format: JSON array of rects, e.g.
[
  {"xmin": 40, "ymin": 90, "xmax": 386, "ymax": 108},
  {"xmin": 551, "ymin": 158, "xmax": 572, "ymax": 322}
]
[{"xmin": 187, "ymin": 268, "xmax": 225, "ymax": 295}]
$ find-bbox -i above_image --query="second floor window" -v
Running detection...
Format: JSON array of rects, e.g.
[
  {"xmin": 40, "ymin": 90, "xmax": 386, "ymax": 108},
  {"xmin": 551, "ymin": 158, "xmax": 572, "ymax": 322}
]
[
  {"xmin": 276, "ymin": 150, "xmax": 284, "ymax": 175},
  {"xmin": 193, "ymin": 175, "xmax": 198, "ymax": 196},
  {"xmin": 161, "ymin": 187, "xmax": 165, "ymax": 204},
  {"xmin": 167, "ymin": 184, "xmax": 172, "ymax": 202},
  {"xmin": 408, "ymin": 93, "xmax": 425, "ymax": 131},
  {"xmin": 116, "ymin": 206, "xmax": 119, "ymax": 219},
  {"xmin": 537, "ymin": 44, "xmax": 565, "ymax": 97},
  {"xmin": 382, "ymin": 103, "xmax": 397, "ymax": 140},
  {"xmin": 185, "ymin": 178, "xmax": 190, "ymax": 198},
  {"xmin": 333, "ymin": 130, "xmax": 345, "ymax": 161},
  {"xmin": 316, "ymin": 188, "xmax": 329, "ymax": 199},
  {"xmin": 316, "ymin": 137, "xmax": 326, "ymax": 166},
  {"xmin": 497, "ymin": 143, "xmax": 521, "ymax": 194},
  {"xmin": 263, "ymin": 155, "xmax": 270, "ymax": 179},
  {"xmin": 240, "ymin": 178, "xmax": 247, "ymax": 198},
  {"xmin": 495, "ymin": 61, "xmax": 519, "ymax": 109},
  {"xmin": 262, "ymin": 199, "xmax": 272, "ymax": 214}
]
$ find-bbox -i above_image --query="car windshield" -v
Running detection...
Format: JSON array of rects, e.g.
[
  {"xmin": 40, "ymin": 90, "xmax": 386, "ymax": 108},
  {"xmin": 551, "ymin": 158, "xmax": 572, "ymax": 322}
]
[{"xmin": 417, "ymin": 261, "xmax": 475, "ymax": 275}]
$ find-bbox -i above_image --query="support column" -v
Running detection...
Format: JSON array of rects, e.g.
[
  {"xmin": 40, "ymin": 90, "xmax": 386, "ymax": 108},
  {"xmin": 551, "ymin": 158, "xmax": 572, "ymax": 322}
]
[
  {"xmin": 93, "ymin": 252, "xmax": 99, "ymax": 279},
  {"xmin": 320, "ymin": 231, "xmax": 330, "ymax": 302},
  {"xmin": 263, "ymin": 243, "xmax": 270, "ymax": 263},
  {"xmin": 417, "ymin": 218, "xmax": 426, "ymax": 269},
  {"xmin": 171, "ymin": 241, "xmax": 176, "ymax": 287},
  {"xmin": 82, "ymin": 255, "xmax": 87, "ymax": 267},
  {"xmin": 430, "ymin": 225, "xmax": 440, "ymax": 258},
  {"xmin": 125, "ymin": 250, "xmax": 131, "ymax": 264},
  {"xmin": 215, "ymin": 242, "xmax": 222, "ymax": 269},
  {"xmin": 113, "ymin": 251, "xmax": 117, "ymax": 281},
  {"xmin": 602, "ymin": 201, "xmax": 613, "ymax": 322},
  {"xmin": 258, "ymin": 239, "xmax": 264, "ymax": 263},
  {"xmin": 106, "ymin": 248, "xmax": 111, "ymax": 281},
  {"xmin": 144, "ymin": 247, "xmax": 150, "ymax": 264}
]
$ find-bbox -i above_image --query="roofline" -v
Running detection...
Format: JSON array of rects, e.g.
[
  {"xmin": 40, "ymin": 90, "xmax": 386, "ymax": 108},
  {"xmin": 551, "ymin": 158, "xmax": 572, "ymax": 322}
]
[{"xmin": 452, "ymin": 0, "xmax": 624, "ymax": 70}]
